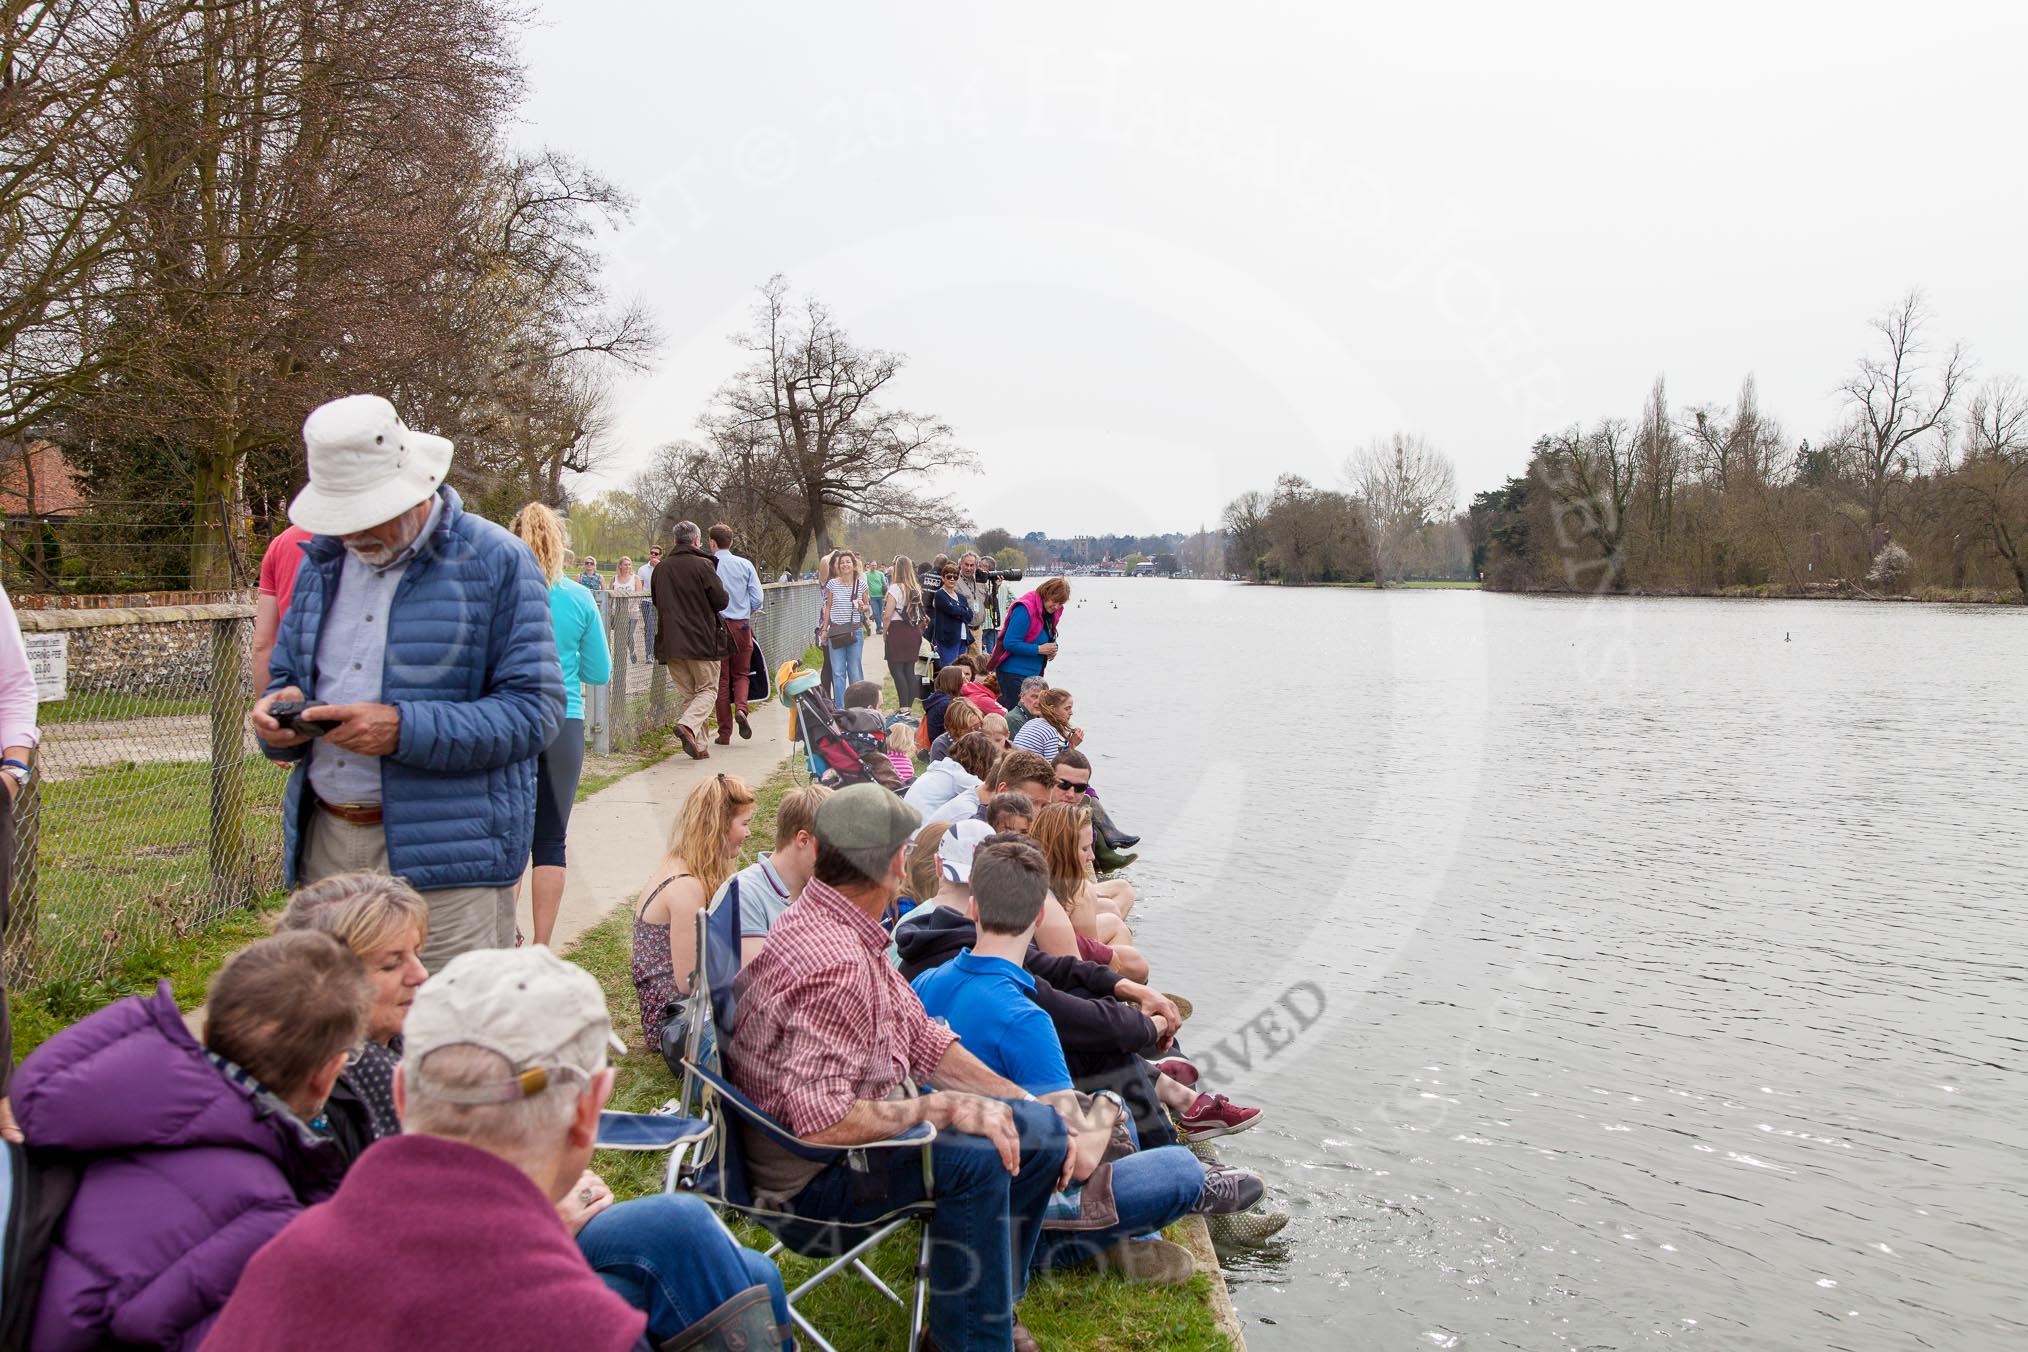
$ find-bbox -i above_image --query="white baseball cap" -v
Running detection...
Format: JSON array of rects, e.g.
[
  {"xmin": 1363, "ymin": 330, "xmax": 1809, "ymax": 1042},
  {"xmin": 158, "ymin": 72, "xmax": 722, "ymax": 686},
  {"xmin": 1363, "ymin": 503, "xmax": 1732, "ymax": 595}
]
[
  {"xmin": 288, "ymin": 394, "xmax": 454, "ymax": 536},
  {"xmin": 403, "ymin": 947, "xmax": 624, "ymax": 1104},
  {"xmin": 937, "ymin": 819, "xmax": 995, "ymax": 885}
]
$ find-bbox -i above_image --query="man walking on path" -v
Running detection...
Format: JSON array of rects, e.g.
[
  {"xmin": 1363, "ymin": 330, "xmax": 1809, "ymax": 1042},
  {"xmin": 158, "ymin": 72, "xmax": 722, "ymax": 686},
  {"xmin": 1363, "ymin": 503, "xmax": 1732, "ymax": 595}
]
[
  {"xmin": 710, "ymin": 523, "xmax": 764, "ymax": 745},
  {"xmin": 253, "ymin": 395, "xmax": 563, "ymax": 973},
  {"xmin": 651, "ymin": 519, "xmax": 728, "ymax": 760},
  {"xmin": 251, "ymin": 523, "xmax": 315, "ymax": 690},
  {"xmin": 864, "ymin": 559, "xmax": 887, "ymax": 635}
]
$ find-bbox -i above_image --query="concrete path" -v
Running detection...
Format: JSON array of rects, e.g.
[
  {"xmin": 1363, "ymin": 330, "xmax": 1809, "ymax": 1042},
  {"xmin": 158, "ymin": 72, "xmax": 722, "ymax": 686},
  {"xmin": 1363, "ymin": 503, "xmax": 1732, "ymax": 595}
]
[{"xmin": 518, "ymin": 700, "xmax": 796, "ymax": 954}]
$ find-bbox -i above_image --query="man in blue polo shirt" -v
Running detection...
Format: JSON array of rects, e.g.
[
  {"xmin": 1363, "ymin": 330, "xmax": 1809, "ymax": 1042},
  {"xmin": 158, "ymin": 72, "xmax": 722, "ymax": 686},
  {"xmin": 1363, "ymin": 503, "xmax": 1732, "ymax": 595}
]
[{"xmin": 911, "ymin": 837, "xmax": 1208, "ymax": 1285}]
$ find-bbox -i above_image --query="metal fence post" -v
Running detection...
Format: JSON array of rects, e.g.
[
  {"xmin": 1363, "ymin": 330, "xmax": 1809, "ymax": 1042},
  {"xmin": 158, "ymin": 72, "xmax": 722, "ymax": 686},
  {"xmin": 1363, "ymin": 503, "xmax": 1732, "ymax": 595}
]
[
  {"xmin": 611, "ymin": 597, "xmax": 632, "ymax": 751},
  {"xmin": 209, "ymin": 616, "xmax": 251, "ymax": 910}
]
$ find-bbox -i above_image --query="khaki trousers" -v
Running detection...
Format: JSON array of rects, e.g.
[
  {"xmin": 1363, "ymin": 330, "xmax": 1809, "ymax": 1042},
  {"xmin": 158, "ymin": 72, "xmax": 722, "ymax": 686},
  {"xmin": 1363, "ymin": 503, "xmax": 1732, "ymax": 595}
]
[
  {"xmin": 301, "ymin": 809, "xmax": 516, "ymax": 974},
  {"xmin": 666, "ymin": 658, "xmax": 719, "ymax": 738}
]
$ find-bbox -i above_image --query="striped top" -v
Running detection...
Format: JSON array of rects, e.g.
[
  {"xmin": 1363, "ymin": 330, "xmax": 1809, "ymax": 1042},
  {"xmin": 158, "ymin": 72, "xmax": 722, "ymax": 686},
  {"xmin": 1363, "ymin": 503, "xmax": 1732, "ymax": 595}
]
[{"xmin": 824, "ymin": 577, "xmax": 868, "ymax": 624}]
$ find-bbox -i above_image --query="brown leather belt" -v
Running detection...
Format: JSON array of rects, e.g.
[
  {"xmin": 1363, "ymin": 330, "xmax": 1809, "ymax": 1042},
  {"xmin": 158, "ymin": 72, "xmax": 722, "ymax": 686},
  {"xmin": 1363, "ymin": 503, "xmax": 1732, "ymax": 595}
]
[{"xmin": 315, "ymin": 796, "xmax": 384, "ymax": 826}]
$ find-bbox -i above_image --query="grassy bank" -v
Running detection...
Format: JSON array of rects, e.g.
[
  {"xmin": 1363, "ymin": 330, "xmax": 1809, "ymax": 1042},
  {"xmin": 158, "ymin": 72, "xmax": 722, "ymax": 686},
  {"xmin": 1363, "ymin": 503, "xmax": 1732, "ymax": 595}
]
[{"xmin": 569, "ymin": 756, "xmax": 1231, "ymax": 1352}]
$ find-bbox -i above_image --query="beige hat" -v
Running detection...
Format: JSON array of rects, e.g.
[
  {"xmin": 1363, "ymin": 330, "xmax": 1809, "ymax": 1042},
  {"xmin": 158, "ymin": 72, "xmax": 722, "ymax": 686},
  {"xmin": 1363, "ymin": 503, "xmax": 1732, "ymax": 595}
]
[
  {"xmin": 289, "ymin": 394, "xmax": 453, "ymax": 536},
  {"xmin": 403, "ymin": 947, "xmax": 624, "ymax": 1104}
]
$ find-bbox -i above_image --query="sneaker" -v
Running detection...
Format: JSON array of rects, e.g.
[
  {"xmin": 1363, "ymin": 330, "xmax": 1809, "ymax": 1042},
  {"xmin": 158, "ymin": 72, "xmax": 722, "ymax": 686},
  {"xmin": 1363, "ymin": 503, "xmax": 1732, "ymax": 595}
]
[
  {"xmin": 1194, "ymin": 1162, "xmax": 1265, "ymax": 1215},
  {"xmin": 1178, "ymin": 1092, "xmax": 1261, "ymax": 1143},
  {"xmin": 1093, "ymin": 1235, "xmax": 1195, "ymax": 1285},
  {"xmin": 735, "ymin": 709, "xmax": 753, "ymax": 739},
  {"xmin": 1153, "ymin": 1056, "xmax": 1199, "ymax": 1087}
]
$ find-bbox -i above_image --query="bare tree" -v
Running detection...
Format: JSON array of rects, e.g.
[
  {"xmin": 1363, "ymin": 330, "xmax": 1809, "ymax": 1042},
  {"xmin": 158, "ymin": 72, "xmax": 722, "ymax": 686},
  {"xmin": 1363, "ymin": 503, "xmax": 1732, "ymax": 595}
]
[
  {"xmin": 1345, "ymin": 432, "xmax": 1458, "ymax": 585},
  {"xmin": 1840, "ymin": 290, "xmax": 1969, "ymax": 532},
  {"xmin": 1535, "ymin": 419, "xmax": 1637, "ymax": 591},
  {"xmin": 1959, "ymin": 377, "xmax": 2028, "ymax": 600},
  {"xmin": 700, "ymin": 277, "xmax": 973, "ymax": 568},
  {"xmin": 1633, "ymin": 375, "xmax": 1681, "ymax": 562},
  {"xmin": 1220, "ymin": 489, "xmax": 1268, "ymax": 579}
]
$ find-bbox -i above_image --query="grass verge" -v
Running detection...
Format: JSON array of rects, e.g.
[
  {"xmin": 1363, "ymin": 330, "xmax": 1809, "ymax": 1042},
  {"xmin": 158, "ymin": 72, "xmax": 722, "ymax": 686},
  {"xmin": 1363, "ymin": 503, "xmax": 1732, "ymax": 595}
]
[{"xmin": 566, "ymin": 757, "xmax": 1230, "ymax": 1352}]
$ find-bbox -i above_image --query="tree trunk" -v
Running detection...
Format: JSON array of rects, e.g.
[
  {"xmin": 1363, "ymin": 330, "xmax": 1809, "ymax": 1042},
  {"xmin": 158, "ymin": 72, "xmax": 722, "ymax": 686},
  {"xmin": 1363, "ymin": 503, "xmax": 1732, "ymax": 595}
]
[{"xmin": 191, "ymin": 429, "xmax": 243, "ymax": 590}]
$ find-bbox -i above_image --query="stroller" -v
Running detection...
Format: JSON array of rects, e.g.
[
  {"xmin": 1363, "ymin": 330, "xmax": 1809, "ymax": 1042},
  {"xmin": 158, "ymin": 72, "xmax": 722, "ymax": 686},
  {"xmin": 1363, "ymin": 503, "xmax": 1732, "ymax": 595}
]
[{"xmin": 778, "ymin": 663, "xmax": 902, "ymax": 791}]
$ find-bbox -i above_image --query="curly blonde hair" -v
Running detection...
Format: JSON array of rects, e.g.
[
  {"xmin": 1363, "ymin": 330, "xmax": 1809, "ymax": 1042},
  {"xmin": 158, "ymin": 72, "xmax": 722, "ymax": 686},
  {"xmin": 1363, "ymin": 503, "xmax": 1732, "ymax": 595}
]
[{"xmin": 511, "ymin": 502, "xmax": 569, "ymax": 585}]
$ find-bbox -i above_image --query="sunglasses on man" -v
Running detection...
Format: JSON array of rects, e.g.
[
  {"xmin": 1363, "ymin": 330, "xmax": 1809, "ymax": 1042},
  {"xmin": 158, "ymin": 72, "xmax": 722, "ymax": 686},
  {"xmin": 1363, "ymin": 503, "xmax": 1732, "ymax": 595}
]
[{"xmin": 1055, "ymin": 777, "xmax": 1091, "ymax": 794}]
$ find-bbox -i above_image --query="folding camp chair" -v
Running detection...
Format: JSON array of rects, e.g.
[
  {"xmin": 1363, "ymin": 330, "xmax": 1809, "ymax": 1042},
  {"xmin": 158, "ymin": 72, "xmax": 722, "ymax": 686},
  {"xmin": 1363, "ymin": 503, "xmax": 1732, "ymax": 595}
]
[
  {"xmin": 593, "ymin": 1108, "xmax": 713, "ymax": 1196},
  {"xmin": 677, "ymin": 895, "xmax": 938, "ymax": 1352}
]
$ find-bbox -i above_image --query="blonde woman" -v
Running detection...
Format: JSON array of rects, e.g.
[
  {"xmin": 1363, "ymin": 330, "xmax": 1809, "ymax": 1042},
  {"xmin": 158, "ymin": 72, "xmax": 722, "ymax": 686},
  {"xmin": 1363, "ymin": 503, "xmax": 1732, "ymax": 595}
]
[
  {"xmin": 278, "ymin": 872, "xmax": 430, "ymax": 1159},
  {"xmin": 1030, "ymin": 801, "xmax": 1148, "ymax": 981},
  {"xmin": 511, "ymin": 504, "xmax": 612, "ymax": 947},
  {"xmin": 630, "ymin": 773, "xmax": 756, "ymax": 1055},
  {"xmin": 821, "ymin": 550, "xmax": 872, "ymax": 707}
]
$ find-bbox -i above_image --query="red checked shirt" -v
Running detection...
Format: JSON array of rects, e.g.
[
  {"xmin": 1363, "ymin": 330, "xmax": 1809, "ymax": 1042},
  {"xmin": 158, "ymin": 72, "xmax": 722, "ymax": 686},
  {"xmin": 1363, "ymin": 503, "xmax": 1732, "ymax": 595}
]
[{"xmin": 728, "ymin": 878, "xmax": 957, "ymax": 1198}]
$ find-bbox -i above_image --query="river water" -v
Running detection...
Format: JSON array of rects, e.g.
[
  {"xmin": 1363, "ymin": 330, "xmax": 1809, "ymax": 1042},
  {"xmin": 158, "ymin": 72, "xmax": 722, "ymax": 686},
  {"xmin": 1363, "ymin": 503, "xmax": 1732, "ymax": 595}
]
[{"xmin": 1047, "ymin": 579, "xmax": 2027, "ymax": 1352}]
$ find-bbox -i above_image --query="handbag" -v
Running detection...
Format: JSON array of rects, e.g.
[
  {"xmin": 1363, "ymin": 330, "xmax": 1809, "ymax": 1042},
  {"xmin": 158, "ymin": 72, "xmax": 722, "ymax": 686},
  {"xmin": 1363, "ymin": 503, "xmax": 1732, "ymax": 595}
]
[{"xmin": 826, "ymin": 621, "xmax": 859, "ymax": 649}]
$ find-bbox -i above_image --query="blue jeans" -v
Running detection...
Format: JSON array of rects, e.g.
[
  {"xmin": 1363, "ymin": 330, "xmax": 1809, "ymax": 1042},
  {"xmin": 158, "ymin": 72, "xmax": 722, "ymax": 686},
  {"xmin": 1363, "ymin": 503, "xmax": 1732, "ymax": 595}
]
[
  {"xmin": 830, "ymin": 633, "xmax": 865, "ymax": 707},
  {"xmin": 778, "ymin": 1100, "xmax": 1067, "ymax": 1352},
  {"xmin": 577, "ymin": 1194, "xmax": 791, "ymax": 1350},
  {"xmin": 868, "ymin": 596, "xmax": 885, "ymax": 633},
  {"xmin": 1032, "ymin": 1143, "xmax": 1204, "ymax": 1269}
]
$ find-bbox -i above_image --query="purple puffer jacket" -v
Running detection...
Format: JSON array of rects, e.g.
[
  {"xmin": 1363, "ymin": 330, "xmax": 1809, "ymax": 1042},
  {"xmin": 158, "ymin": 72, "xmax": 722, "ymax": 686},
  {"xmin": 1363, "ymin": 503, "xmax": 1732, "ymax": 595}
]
[{"xmin": 11, "ymin": 981, "xmax": 350, "ymax": 1352}]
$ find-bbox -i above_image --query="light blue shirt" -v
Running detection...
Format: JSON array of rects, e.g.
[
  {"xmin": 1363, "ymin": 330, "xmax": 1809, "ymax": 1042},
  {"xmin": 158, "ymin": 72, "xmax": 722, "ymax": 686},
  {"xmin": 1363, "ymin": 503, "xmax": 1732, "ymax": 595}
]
[
  {"xmin": 306, "ymin": 495, "xmax": 443, "ymax": 806},
  {"xmin": 548, "ymin": 577, "xmax": 611, "ymax": 722},
  {"xmin": 715, "ymin": 548, "xmax": 765, "ymax": 620}
]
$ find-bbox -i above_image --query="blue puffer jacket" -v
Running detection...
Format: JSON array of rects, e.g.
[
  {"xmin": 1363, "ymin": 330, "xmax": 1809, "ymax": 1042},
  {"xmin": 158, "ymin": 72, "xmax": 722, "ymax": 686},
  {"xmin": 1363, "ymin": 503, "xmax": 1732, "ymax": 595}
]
[{"xmin": 266, "ymin": 487, "xmax": 564, "ymax": 891}]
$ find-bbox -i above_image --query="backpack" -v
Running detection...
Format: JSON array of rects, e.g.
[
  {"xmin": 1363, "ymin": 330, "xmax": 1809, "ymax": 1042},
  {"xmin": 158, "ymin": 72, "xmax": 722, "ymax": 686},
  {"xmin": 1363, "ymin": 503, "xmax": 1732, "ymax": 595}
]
[{"xmin": 0, "ymin": 1141, "xmax": 82, "ymax": 1351}]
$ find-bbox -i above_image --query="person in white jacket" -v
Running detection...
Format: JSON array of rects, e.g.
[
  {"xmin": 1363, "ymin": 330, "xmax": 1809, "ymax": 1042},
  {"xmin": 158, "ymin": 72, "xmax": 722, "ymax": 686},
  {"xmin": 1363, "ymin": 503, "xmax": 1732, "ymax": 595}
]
[{"xmin": 901, "ymin": 732, "xmax": 998, "ymax": 818}]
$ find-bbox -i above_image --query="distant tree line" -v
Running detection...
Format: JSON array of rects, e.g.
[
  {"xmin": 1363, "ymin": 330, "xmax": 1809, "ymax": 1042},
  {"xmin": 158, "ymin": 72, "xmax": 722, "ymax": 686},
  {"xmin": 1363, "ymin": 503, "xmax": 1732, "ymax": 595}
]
[
  {"xmin": 1219, "ymin": 293, "xmax": 2028, "ymax": 601},
  {"xmin": 1, "ymin": 0, "xmax": 652, "ymax": 591}
]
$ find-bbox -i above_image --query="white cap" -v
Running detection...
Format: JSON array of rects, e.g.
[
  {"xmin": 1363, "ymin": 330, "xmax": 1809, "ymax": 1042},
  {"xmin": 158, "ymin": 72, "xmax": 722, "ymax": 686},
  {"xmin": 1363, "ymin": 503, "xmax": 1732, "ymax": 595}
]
[
  {"xmin": 403, "ymin": 947, "xmax": 623, "ymax": 1103},
  {"xmin": 937, "ymin": 819, "xmax": 995, "ymax": 885},
  {"xmin": 288, "ymin": 394, "xmax": 453, "ymax": 536}
]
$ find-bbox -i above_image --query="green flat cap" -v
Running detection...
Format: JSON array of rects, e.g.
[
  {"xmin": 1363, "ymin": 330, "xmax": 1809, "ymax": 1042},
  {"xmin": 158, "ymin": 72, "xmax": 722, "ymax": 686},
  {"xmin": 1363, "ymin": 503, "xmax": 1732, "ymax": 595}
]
[{"xmin": 815, "ymin": 782, "xmax": 922, "ymax": 853}]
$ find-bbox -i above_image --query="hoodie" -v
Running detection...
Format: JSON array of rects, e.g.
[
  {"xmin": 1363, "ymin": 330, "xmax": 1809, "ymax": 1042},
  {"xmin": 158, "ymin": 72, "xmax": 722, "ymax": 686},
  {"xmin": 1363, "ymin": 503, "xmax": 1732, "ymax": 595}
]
[
  {"xmin": 892, "ymin": 907, "xmax": 1157, "ymax": 1055},
  {"xmin": 901, "ymin": 754, "xmax": 981, "ymax": 818},
  {"xmin": 11, "ymin": 982, "xmax": 351, "ymax": 1352}
]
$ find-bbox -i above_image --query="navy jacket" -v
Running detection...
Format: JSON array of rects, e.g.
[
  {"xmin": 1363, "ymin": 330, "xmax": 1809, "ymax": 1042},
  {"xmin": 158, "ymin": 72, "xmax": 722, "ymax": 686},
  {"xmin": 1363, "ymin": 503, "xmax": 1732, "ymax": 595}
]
[
  {"xmin": 928, "ymin": 584, "xmax": 971, "ymax": 651},
  {"xmin": 266, "ymin": 487, "xmax": 564, "ymax": 891}
]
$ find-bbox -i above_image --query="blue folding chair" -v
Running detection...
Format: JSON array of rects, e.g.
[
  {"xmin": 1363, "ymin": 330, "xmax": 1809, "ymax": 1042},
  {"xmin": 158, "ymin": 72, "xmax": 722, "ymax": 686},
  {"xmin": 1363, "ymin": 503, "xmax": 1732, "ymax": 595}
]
[
  {"xmin": 677, "ymin": 893, "xmax": 938, "ymax": 1352},
  {"xmin": 593, "ymin": 1108, "xmax": 713, "ymax": 1195}
]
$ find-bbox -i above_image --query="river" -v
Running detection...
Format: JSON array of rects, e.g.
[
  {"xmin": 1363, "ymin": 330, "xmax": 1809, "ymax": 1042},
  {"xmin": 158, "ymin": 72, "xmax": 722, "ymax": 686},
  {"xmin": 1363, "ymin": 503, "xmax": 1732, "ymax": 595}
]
[{"xmin": 1045, "ymin": 578, "xmax": 2027, "ymax": 1352}]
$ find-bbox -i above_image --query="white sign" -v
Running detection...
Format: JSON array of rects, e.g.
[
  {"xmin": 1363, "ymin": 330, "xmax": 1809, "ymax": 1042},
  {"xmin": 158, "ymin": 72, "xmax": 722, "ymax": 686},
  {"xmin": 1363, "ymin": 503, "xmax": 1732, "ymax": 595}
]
[{"xmin": 25, "ymin": 631, "xmax": 66, "ymax": 703}]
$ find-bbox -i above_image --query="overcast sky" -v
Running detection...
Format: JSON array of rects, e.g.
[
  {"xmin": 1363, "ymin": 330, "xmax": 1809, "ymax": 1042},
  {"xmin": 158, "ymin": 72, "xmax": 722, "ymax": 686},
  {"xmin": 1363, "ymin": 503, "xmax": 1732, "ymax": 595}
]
[{"xmin": 514, "ymin": 1, "xmax": 2028, "ymax": 538}]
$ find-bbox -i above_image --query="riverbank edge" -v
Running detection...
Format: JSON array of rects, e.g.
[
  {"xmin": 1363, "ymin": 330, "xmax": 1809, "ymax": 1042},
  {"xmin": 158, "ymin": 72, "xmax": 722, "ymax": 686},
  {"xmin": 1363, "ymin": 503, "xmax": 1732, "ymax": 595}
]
[{"xmin": 1252, "ymin": 578, "xmax": 2024, "ymax": 604}]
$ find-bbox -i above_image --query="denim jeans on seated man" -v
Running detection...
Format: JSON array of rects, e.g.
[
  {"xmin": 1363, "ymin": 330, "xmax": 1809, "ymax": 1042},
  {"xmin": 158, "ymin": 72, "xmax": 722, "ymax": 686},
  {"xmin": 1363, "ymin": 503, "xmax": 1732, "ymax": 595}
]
[
  {"xmin": 577, "ymin": 1194, "xmax": 791, "ymax": 1351},
  {"xmin": 772, "ymin": 1098, "xmax": 1067, "ymax": 1352},
  {"xmin": 1030, "ymin": 1117, "xmax": 1203, "ymax": 1271}
]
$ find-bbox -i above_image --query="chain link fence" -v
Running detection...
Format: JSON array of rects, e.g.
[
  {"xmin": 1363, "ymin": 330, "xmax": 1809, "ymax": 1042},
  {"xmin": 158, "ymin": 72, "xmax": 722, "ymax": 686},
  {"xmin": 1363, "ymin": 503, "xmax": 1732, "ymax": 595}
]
[
  {"xmin": 5, "ymin": 596, "xmax": 283, "ymax": 991},
  {"xmin": 0, "ymin": 581, "xmax": 828, "ymax": 989},
  {"xmin": 587, "ymin": 581, "xmax": 823, "ymax": 752}
]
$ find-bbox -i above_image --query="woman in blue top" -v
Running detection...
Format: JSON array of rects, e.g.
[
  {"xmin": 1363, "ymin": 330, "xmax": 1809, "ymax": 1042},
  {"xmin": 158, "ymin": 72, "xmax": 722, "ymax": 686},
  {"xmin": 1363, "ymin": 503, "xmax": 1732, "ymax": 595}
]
[
  {"xmin": 927, "ymin": 560, "xmax": 973, "ymax": 667},
  {"xmin": 512, "ymin": 504, "xmax": 612, "ymax": 946}
]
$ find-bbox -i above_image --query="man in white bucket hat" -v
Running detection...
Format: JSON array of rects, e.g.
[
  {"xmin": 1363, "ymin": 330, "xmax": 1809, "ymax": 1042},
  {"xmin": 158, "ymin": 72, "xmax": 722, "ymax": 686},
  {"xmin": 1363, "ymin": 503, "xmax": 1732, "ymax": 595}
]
[{"xmin": 252, "ymin": 395, "xmax": 564, "ymax": 972}]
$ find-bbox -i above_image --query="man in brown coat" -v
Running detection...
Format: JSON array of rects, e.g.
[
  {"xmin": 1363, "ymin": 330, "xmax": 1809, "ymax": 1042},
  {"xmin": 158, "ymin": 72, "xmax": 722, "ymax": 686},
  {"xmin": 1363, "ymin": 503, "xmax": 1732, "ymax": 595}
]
[{"xmin": 650, "ymin": 520, "xmax": 729, "ymax": 759}]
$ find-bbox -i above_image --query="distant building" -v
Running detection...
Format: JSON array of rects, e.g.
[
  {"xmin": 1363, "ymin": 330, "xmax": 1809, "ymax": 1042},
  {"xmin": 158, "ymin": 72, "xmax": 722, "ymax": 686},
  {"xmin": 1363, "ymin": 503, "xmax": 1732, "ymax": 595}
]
[{"xmin": 0, "ymin": 440, "xmax": 87, "ymax": 524}]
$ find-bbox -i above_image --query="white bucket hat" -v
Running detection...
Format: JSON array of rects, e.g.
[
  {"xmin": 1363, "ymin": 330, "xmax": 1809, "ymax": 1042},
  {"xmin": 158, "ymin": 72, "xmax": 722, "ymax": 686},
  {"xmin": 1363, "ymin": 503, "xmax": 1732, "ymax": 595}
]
[{"xmin": 288, "ymin": 394, "xmax": 454, "ymax": 536}]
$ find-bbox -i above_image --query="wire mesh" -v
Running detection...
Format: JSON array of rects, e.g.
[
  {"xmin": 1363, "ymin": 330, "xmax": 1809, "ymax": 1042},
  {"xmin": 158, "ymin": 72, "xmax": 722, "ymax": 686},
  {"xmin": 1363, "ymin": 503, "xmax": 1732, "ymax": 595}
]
[
  {"xmin": 590, "ymin": 582, "xmax": 824, "ymax": 753},
  {"xmin": 5, "ymin": 600, "xmax": 281, "ymax": 991}
]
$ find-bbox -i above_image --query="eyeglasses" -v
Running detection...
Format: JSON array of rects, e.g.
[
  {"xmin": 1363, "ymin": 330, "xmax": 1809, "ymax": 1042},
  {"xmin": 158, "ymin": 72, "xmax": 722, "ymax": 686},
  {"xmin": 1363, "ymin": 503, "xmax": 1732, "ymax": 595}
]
[{"xmin": 1054, "ymin": 778, "xmax": 1091, "ymax": 794}]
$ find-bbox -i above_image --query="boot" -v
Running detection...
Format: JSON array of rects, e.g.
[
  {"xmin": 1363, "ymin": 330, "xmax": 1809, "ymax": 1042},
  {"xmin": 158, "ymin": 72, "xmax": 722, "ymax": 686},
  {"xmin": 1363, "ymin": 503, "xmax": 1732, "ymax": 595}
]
[
  {"xmin": 1092, "ymin": 833, "xmax": 1138, "ymax": 875},
  {"xmin": 1088, "ymin": 794, "xmax": 1139, "ymax": 849},
  {"xmin": 657, "ymin": 1285, "xmax": 786, "ymax": 1351}
]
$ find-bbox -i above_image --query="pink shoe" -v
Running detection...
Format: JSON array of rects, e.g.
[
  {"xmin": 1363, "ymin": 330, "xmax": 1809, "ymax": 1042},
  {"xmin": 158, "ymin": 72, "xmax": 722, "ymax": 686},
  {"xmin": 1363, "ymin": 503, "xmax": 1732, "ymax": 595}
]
[{"xmin": 1178, "ymin": 1092, "xmax": 1261, "ymax": 1143}]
